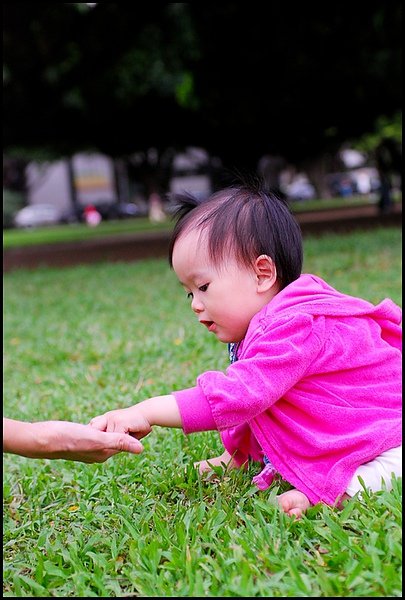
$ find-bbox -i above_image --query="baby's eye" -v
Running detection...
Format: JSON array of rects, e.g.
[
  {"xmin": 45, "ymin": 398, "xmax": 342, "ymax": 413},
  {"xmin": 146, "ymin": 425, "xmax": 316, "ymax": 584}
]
[
  {"xmin": 199, "ymin": 284, "xmax": 209, "ymax": 292},
  {"xmin": 187, "ymin": 292, "xmax": 193, "ymax": 299}
]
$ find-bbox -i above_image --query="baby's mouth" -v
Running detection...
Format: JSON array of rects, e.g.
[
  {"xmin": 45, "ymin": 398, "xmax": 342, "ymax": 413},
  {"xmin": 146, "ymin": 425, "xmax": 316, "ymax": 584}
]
[{"xmin": 200, "ymin": 320, "xmax": 215, "ymax": 331}]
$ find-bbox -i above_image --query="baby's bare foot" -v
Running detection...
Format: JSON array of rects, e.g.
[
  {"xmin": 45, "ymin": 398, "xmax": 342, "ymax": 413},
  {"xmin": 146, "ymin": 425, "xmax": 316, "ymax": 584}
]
[{"xmin": 277, "ymin": 489, "xmax": 311, "ymax": 519}]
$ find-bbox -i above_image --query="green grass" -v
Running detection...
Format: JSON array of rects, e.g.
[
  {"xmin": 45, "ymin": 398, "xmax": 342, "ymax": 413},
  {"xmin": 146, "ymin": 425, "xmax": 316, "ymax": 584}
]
[
  {"xmin": 3, "ymin": 227, "xmax": 402, "ymax": 597},
  {"xmin": 3, "ymin": 217, "xmax": 173, "ymax": 248}
]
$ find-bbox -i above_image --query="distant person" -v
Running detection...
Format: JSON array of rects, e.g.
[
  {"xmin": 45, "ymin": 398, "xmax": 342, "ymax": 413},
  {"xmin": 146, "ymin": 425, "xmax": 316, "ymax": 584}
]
[
  {"xmin": 375, "ymin": 137, "xmax": 402, "ymax": 215},
  {"xmin": 84, "ymin": 204, "xmax": 102, "ymax": 226},
  {"xmin": 3, "ymin": 417, "xmax": 143, "ymax": 463},
  {"xmin": 90, "ymin": 183, "xmax": 401, "ymax": 518},
  {"xmin": 148, "ymin": 192, "xmax": 167, "ymax": 223},
  {"xmin": 257, "ymin": 154, "xmax": 286, "ymax": 199}
]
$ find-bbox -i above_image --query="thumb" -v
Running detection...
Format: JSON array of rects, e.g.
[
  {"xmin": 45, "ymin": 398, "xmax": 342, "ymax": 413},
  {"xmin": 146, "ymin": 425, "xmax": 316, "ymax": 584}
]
[{"xmin": 108, "ymin": 432, "xmax": 144, "ymax": 454}]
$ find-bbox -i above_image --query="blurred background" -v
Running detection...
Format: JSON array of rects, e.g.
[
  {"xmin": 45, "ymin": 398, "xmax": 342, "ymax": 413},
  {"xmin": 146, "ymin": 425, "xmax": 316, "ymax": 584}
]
[{"xmin": 3, "ymin": 2, "xmax": 402, "ymax": 229}]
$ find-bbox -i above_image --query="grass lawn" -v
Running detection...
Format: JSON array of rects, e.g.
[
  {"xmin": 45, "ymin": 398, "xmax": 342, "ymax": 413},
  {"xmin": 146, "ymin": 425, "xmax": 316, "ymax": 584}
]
[
  {"xmin": 3, "ymin": 227, "xmax": 402, "ymax": 597},
  {"xmin": 3, "ymin": 217, "xmax": 172, "ymax": 249}
]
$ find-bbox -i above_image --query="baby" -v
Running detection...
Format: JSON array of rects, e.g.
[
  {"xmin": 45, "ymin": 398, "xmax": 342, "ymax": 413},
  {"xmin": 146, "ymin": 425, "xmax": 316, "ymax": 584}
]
[{"xmin": 90, "ymin": 183, "xmax": 402, "ymax": 517}]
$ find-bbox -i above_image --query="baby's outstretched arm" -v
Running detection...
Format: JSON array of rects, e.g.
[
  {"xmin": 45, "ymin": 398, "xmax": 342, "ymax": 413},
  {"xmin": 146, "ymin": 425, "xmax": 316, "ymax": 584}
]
[{"xmin": 90, "ymin": 394, "xmax": 182, "ymax": 439}]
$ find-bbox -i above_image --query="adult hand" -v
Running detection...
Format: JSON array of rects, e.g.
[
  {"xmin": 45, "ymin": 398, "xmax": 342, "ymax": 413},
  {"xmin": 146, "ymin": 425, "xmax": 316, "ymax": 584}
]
[{"xmin": 3, "ymin": 418, "xmax": 144, "ymax": 463}]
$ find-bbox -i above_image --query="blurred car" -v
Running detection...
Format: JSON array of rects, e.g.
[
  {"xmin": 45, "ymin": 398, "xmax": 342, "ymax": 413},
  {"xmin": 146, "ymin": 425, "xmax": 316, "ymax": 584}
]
[
  {"xmin": 92, "ymin": 201, "xmax": 147, "ymax": 220},
  {"xmin": 105, "ymin": 202, "xmax": 144, "ymax": 219},
  {"xmin": 285, "ymin": 177, "xmax": 316, "ymax": 201},
  {"xmin": 13, "ymin": 204, "xmax": 68, "ymax": 228}
]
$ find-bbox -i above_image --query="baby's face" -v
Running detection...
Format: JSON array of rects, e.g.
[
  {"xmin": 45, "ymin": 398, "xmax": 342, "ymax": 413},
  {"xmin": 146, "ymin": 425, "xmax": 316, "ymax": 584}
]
[{"xmin": 172, "ymin": 228, "xmax": 269, "ymax": 343}]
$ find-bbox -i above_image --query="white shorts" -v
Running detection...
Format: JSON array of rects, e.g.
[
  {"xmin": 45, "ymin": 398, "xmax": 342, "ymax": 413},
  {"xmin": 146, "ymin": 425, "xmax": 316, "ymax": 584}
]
[{"xmin": 346, "ymin": 445, "xmax": 402, "ymax": 497}]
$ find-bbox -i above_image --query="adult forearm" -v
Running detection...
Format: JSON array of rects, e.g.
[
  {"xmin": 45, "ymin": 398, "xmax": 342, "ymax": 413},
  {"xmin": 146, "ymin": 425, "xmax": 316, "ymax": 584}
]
[{"xmin": 3, "ymin": 418, "xmax": 43, "ymax": 457}]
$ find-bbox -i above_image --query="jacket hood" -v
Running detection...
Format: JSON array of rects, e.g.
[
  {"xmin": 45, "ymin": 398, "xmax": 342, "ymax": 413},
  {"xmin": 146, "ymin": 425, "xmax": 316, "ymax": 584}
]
[{"xmin": 261, "ymin": 274, "xmax": 402, "ymax": 322}]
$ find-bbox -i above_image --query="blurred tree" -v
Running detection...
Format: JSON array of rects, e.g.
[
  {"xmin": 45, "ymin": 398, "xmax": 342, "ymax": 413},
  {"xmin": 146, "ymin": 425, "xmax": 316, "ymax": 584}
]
[
  {"xmin": 3, "ymin": 3, "xmax": 199, "ymax": 157},
  {"xmin": 3, "ymin": 2, "xmax": 199, "ymax": 209},
  {"xmin": 187, "ymin": 2, "xmax": 402, "ymax": 194},
  {"xmin": 3, "ymin": 2, "xmax": 402, "ymax": 199},
  {"xmin": 352, "ymin": 112, "xmax": 402, "ymax": 213}
]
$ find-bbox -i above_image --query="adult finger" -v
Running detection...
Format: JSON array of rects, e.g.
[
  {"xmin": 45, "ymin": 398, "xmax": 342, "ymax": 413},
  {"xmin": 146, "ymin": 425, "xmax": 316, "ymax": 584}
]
[{"xmin": 107, "ymin": 433, "xmax": 144, "ymax": 454}]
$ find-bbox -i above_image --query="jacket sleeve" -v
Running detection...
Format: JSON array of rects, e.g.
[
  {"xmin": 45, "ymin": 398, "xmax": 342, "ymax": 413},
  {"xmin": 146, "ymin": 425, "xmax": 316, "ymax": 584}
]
[{"xmin": 175, "ymin": 313, "xmax": 324, "ymax": 433}]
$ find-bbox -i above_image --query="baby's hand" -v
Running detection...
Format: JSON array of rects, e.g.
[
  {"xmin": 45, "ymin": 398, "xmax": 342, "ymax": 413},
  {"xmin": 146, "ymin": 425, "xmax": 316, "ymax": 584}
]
[
  {"xmin": 90, "ymin": 406, "xmax": 152, "ymax": 440},
  {"xmin": 194, "ymin": 450, "xmax": 241, "ymax": 475}
]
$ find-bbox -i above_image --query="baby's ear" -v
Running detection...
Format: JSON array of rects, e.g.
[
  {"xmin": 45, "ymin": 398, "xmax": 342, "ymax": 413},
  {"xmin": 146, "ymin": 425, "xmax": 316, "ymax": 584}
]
[{"xmin": 254, "ymin": 255, "xmax": 277, "ymax": 291}]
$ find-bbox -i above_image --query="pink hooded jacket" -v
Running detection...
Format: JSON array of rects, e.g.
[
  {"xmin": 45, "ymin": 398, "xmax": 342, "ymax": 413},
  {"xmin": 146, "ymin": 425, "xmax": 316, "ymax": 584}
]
[{"xmin": 173, "ymin": 274, "xmax": 402, "ymax": 505}]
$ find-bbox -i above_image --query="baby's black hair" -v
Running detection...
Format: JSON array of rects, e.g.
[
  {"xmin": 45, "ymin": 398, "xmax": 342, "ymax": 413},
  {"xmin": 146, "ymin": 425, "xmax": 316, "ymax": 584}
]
[{"xmin": 168, "ymin": 183, "xmax": 303, "ymax": 289}]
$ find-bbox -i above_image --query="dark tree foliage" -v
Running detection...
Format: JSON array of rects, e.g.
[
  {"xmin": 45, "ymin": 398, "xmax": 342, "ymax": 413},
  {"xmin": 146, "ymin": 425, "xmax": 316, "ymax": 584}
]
[
  {"xmin": 187, "ymin": 2, "xmax": 402, "ymax": 170},
  {"xmin": 3, "ymin": 2, "xmax": 401, "ymax": 173},
  {"xmin": 3, "ymin": 3, "xmax": 199, "ymax": 157}
]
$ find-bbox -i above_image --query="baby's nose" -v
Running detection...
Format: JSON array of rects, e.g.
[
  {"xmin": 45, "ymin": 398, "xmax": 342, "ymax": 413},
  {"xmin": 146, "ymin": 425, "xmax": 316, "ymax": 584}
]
[{"xmin": 191, "ymin": 296, "xmax": 204, "ymax": 313}]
